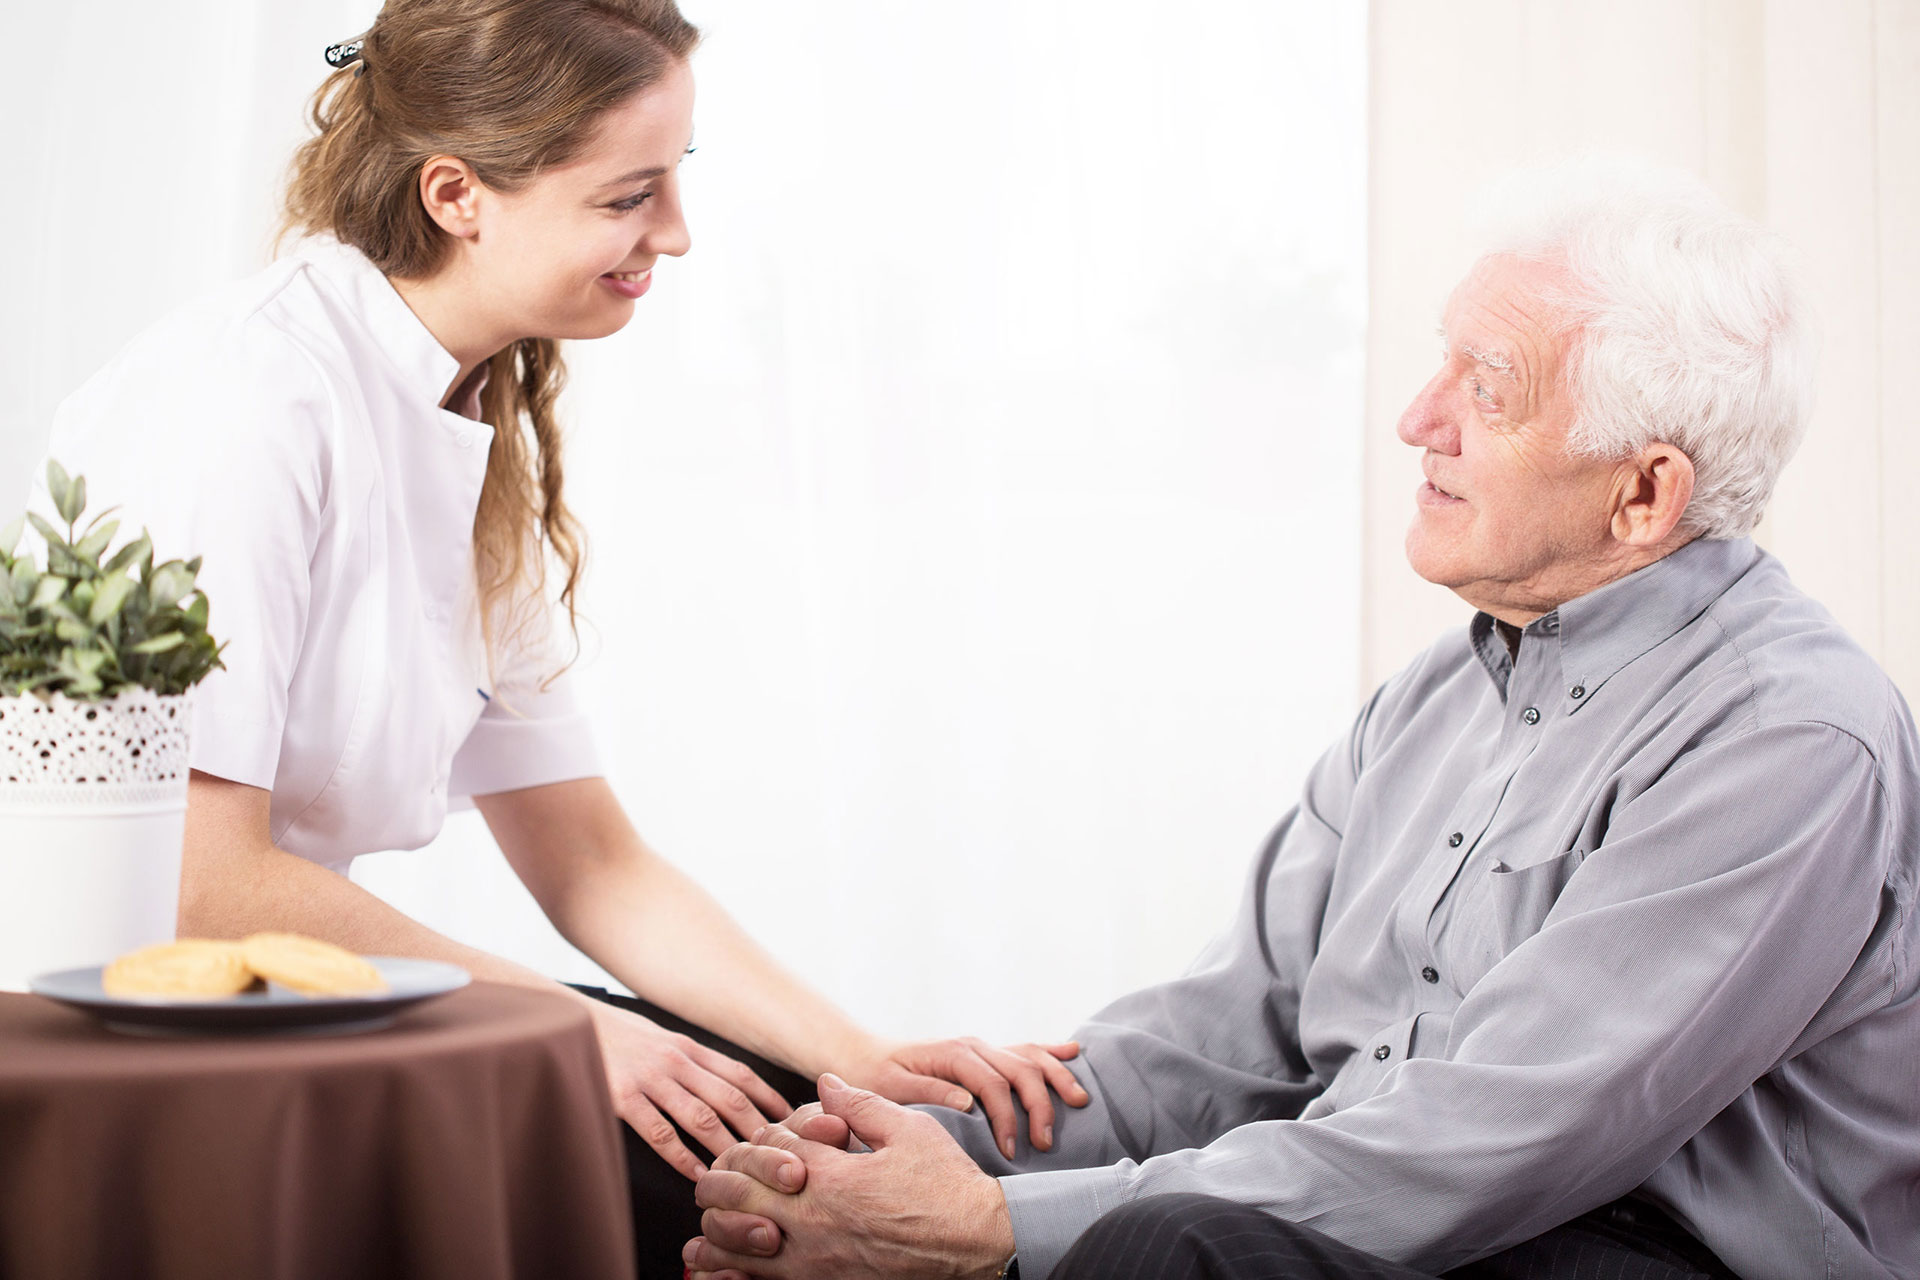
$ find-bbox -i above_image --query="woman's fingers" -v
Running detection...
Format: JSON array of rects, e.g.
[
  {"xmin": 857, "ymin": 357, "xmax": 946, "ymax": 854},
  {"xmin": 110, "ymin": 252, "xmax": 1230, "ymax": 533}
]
[
  {"xmin": 678, "ymin": 1055, "xmax": 777, "ymax": 1147},
  {"xmin": 620, "ymin": 1092, "xmax": 707, "ymax": 1181},
  {"xmin": 974, "ymin": 1042, "xmax": 1061, "ymax": 1150},
  {"xmin": 925, "ymin": 1044, "xmax": 1018, "ymax": 1159},
  {"xmin": 652, "ymin": 1076, "xmax": 747, "ymax": 1162},
  {"xmin": 1024, "ymin": 1043, "xmax": 1090, "ymax": 1106},
  {"xmin": 687, "ymin": 1041, "xmax": 794, "ymax": 1119}
]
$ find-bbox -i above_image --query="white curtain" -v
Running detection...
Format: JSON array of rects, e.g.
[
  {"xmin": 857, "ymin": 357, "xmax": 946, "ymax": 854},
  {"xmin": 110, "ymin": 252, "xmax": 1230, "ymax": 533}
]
[{"xmin": 3, "ymin": 1, "xmax": 1367, "ymax": 1044}]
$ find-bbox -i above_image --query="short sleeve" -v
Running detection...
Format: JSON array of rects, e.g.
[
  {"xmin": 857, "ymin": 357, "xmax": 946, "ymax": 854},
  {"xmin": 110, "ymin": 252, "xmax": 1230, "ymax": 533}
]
[
  {"xmin": 448, "ymin": 616, "xmax": 602, "ymax": 798},
  {"xmin": 42, "ymin": 311, "xmax": 330, "ymax": 792}
]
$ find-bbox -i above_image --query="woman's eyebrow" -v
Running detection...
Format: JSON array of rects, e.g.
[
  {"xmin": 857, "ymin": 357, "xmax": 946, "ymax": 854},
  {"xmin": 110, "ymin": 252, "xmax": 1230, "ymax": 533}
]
[{"xmin": 595, "ymin": 165, "xmax": 669, "ymax": 191}]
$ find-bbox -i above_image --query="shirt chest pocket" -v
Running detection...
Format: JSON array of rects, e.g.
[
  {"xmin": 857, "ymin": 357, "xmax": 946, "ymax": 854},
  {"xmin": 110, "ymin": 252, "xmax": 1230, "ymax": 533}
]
[{"xmin": 1440, "ymin": 846, "xmax": 1587, "ymax": 987}]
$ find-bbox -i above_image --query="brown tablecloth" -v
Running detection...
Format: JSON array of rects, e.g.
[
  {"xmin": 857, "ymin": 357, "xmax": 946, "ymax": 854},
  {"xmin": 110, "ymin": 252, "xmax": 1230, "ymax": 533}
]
[{"xmin": 0, "ymin": 982, "xmax": 636, "ymax": 1280}]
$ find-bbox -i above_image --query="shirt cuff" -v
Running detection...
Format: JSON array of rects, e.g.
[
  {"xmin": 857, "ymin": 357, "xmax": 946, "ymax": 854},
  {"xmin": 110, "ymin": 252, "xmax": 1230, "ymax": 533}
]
[
  {"xmin": 997, "ymin": 1164, "xmax": 1134, "ymax": 1280},
  {"xmin": 448, "ymin": 709, "xmax": 602, "ymax": 797}
]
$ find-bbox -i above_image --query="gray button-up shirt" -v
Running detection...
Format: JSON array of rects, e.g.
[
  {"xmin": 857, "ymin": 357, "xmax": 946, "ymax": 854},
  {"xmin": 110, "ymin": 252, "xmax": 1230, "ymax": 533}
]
[{"xmin": 935, "ymin": 536, "xmax": 1920, "ymax": 1279}]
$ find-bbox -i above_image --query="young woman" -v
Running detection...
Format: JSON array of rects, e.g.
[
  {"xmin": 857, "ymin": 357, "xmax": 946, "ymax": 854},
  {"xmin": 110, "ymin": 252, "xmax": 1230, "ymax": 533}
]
[{"xmin": 45, "ymin": 0, "xmax": 1085, "ymax": 1271}]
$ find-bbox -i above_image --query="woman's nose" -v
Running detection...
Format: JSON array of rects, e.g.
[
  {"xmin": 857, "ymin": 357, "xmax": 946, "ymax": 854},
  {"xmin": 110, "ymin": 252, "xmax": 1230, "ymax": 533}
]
[{"xmin": 646, "ymin": 193, "xmax": 692, "ymax": 259}]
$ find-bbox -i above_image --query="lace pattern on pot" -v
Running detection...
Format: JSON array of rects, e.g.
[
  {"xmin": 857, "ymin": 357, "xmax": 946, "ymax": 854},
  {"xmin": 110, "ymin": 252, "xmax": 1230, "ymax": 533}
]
[{"xmin": 0, "ymin": 690, "xmax": 192, "ymax": 808}]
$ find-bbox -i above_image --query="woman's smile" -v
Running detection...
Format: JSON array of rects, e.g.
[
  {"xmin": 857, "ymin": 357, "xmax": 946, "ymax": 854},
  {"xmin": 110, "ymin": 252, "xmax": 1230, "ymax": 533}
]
[{"xmin": 599, "ymin": 267, "xmax": 653, "ymax": 299}]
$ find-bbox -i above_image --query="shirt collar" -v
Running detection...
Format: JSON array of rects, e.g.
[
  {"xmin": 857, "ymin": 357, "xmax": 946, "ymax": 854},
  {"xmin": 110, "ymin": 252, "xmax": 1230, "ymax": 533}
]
[
  {"xmin": 293, "ymin": 235, "xmax": 470, "ymax": 417},
  {"xmin": 1468, "ymin": 536, "xmax": 1762, "ymax": 705}
]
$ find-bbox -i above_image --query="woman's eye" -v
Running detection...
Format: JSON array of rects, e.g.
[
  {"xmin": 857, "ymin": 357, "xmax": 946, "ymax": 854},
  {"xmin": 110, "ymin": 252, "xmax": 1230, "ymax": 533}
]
[{"xmin": 611, "ymin": 193, "xmax": 653, "ymax": 213}]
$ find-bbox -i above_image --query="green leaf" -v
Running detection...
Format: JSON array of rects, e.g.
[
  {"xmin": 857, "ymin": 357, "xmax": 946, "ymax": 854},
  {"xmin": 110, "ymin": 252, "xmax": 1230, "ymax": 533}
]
[
  {"xmin": 103, "ymin": 533, "xmax": 151, "ymax": 576},
  {"xmin": 45, "ymin": 460, "xmax": 72, "ymax": 522},
  {"xmin": 184, "ymin": 592, "xmax": 209, "ymax": 631},
  {"xmin": 75, "ymin": 519, "xmax": 119, "ymax": 565},
  {"xmin": 0, "ymin": 516, "xmax": 20, "ymax": 558},
  {"xmin": 54, "ymin": 617, "xmax": 93, "ymax": 643},
  {"xmin": 129, "ymin": 631, "xmax": 186, "ymax": 655},
  {"xmin": 26, "ymin": 512, "xmax": 66, "ymax": 552},
  {"xmin": 69, "ymin": 647, "xmax": 107, "ymax": 676},
  {"xmin": 62, "ymin": 476, "xmax": 88, "ymax": 528},
  {"xmin": 29, "ymin": 575, "xmax": 66, "ymax": 610},
  {"xmin": 82, "ymin": 504, "xmax": 123, "ymax": 534},
  {"xmin": 88, "ymin": 572, "xmax": 135, "ymax": 625},
  {"xmin": 149, "ymin": 563, "xmax": 193, "ymax": 611}
]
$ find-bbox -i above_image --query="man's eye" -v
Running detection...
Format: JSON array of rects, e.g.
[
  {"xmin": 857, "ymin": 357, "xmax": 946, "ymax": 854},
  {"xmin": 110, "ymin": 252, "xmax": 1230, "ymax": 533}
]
[
  {"xmin": 611, "ymin": 193, "xmax": 653, "ymax": 213},
  {"xmin": 1472, "ymin": 379, "xmax": 1497, "ymax": 406}
]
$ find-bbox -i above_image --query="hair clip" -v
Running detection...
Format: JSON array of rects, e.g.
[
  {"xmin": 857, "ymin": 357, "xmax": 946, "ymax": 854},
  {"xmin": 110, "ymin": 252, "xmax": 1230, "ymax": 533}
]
[{"xmin": 324, "ymin": 39, "xmax": 365, "ymax": 72}]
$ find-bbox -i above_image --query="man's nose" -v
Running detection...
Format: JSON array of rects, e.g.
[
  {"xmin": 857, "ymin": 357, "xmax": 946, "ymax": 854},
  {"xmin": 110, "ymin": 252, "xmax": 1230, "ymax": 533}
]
[{"xmin": 1396, "ymin": 373, "xmax": 1457, "ymax": 452}]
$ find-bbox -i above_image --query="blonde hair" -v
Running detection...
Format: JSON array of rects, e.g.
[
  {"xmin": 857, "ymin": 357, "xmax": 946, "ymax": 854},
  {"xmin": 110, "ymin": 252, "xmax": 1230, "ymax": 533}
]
[{"xmin": 282, "ymin": 0, "xmax": 699, "ymax": 675}]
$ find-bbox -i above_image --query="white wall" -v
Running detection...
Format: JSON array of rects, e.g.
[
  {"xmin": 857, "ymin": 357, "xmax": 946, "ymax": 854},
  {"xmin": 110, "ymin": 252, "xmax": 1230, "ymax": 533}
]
[
  {"xmin": 1365, "ymin": 0, "xmax": 1920, "ymax": 702},
  {"xmin": 355, "ymin": 0, "xmax": 1369, "ymax": 1044},
  {"xmin": 3, "ymin": 2, "xmax": 1367, "ymax": 1047}
]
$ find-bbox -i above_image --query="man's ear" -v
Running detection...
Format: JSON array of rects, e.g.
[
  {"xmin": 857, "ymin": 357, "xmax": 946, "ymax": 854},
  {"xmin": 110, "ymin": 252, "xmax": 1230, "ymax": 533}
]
[
  {"xmin": 1610, "ymin": 441, "xmax": 1696, "ymax": 547},
  {"xmin": 417, "ymin": 155, "xmax": 483, "ymax": 240}
]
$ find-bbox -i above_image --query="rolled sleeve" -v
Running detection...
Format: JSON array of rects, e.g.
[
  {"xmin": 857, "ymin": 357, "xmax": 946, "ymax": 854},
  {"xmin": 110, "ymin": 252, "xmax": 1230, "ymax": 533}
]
[{"xmin": 449, "ymin": 671, "xmax": 602, "ymax": 797}]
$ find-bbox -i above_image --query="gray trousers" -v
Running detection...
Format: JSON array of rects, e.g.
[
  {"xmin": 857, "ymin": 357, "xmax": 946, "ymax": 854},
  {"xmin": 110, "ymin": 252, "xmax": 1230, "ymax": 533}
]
[{"xmin": 1052, "ymin": 1194, "xmax": 1739, "ymax": 1280}]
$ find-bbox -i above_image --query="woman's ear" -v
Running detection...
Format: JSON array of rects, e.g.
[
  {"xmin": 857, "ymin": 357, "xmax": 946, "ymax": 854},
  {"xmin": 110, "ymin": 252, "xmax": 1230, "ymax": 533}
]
[
  {"xmin": 417, "ymin": 156, "xmax": 483, "ymax": 240},
  {"xmin": 1610, "ymin": 441, "xmax": 1696, "ymax": 547}
]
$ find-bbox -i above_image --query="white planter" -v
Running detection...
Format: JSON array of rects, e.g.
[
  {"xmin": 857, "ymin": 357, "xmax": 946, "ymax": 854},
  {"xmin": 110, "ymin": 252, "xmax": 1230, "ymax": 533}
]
[{"xmin": 0, "ymin": 689, "xmax": 193, "ymax": 991}]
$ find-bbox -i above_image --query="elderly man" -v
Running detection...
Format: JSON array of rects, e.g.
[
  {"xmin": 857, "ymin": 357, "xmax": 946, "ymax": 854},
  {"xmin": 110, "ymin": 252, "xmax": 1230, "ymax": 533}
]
[{"xmin": 681, "ymin": 170, "xmax": 1920, "ymax": 1280}]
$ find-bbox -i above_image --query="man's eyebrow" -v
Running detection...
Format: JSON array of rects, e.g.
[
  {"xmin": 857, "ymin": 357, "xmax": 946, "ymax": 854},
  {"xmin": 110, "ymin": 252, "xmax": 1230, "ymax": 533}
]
[
  {"xmin": 596, "ymin": 166, "xmax": 669, "ymax": 191},
  {"xmin": 1460, "ymin": 342, "xmax": 1515, "ymax": 375}
]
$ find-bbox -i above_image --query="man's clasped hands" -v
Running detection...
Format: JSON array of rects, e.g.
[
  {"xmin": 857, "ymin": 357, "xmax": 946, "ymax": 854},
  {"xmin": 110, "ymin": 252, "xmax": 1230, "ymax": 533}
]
[{"xmin": 682, "ymin": 1072, "xmax": 1050, "ymax": 1280}]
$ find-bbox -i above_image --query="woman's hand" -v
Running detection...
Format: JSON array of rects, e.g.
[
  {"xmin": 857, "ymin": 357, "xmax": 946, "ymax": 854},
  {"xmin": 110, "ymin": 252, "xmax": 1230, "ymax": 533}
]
[
  {"xmin": 584, "ymin": 999, "xmax": 796, "ymax": 1181},
  {"xmin": 835, "ymin": 1035, "xmax": 1090, "ymax": 1159}
]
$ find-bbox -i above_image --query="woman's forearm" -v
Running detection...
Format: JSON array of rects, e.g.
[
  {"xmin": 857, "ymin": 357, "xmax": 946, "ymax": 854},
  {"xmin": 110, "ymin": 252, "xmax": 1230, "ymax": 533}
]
[
  {"xmin": 179, "ymin": 776, "xmax": 594, "ymax": 1002},
  {"xmin": 549, "ymin": 847, "xmax": 870, "ymax": 1077},
  {"xmin": 180, "ymin": 843, "xmax": 560, "ymax": 989}
]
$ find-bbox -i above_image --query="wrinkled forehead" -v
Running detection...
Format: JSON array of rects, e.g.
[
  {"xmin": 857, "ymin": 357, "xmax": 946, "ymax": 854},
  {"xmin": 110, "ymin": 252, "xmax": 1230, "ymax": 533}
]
[{"xmin": 1441, "ymin": 254, "xmax": 1580, "ymax": 382}]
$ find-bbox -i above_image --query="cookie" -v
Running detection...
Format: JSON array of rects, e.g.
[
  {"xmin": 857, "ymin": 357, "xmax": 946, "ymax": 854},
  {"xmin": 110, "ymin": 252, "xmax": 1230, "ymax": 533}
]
[
  {"xmin": 102, "ymin": 939, "xmax": 256, "ymax": 999},
  {"xmin": 241, "ymin": 932, "xmax": 389, "ymax": 996}
]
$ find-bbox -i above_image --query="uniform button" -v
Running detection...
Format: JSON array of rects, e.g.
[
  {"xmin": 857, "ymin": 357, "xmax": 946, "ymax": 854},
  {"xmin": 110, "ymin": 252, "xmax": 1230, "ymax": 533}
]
[
  {"xmin": 1522, "ymin": 706, "xmax": 1541, "ymax": 724},
  {"xmin": 1373, "ymin": 1045, "xmax": 1391, "ymax": 1061},
  {"xmin": 1448, "ymin": 832, "xmax": 1463, "ymax": 848},
  {"xmin": 1421, "ymin": 966, "xmax": 1439, "ymax": 984},
  {"xmin": 1570, "ymin": 685, "xmax": 1586, "ymax": 699}
]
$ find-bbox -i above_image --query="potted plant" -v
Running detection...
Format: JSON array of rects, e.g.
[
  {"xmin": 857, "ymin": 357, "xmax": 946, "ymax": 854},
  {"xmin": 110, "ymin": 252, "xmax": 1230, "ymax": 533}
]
[{"xmin": 0, "ymin": 461, "xmax": 224, "ymax": 990}]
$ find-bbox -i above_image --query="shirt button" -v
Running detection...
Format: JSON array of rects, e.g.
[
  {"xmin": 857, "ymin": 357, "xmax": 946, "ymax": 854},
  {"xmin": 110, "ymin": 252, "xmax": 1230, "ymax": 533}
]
[
  {"xmin": 456, "ymin": 431, "xmax": 474, "ymax": 448},
  {"xmin": 1421, "ymin": 966, "xmax": 1439, "ymax": 984},
  {"xmin": 1373, "ymin": 1045, "xmax": 1391, "ymax": 1061},
  {"xmin": 1522, "ymin": 706, "xmax": 1541, "ymax": 725},
  {"xmin": 1570, "ymin": 685, "xmax": 1586, "ymax": 699},
  {"xmin": 1447, "ymin": 832, "xmax": 1463, "ymax": 848}
]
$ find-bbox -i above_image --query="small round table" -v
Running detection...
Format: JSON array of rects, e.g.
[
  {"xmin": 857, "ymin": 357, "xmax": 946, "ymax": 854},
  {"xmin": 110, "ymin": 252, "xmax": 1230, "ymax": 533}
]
[{"xmin": 0, "ymin": 982, "xmax": 636, "ymax": 1280}]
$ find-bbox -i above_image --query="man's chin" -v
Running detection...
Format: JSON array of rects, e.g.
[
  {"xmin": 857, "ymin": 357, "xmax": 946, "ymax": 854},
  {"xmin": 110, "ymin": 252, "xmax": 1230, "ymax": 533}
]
[{"xmin": 1403, "ymin": 528, "xmax": 1466, "ymax": 590}]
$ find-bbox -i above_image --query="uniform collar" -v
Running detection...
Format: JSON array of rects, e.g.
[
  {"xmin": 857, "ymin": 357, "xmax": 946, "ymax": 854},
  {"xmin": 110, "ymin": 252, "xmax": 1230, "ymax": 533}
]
[
  {"xmin": 1468, "ymin": 536, "xmax": 1762, "ymax": 706},
  {"xmin": 293, "ymin": 236, "xmax": 472, "ymax": 417}
]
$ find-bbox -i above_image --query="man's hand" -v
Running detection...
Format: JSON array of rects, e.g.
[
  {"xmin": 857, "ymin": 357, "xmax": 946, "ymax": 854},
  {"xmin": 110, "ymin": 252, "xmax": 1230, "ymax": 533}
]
[
  {"xmin": 840, "ymin": 1036, "xmax": 1089, "ymax": 1157},
  {"xmin": 684, "ymin": 1074, "xmax": 1017, "ymax": 1280},
  {"xmin": 584, "ymin": 999, "xmax": 795, "ymax": 1181}
]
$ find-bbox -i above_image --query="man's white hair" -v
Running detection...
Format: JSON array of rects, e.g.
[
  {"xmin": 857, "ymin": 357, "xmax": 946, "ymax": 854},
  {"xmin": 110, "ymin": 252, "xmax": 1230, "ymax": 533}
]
[{"xmin": 1470, "ymin": 158, "xmax": 1816, "ymax": 539}]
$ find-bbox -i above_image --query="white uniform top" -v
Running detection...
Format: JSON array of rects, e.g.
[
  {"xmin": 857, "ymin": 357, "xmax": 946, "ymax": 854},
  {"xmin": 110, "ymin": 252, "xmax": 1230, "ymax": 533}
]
[{"xmin": 44, "ymin": 237, "xmax": 602, "ymax": 874}]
